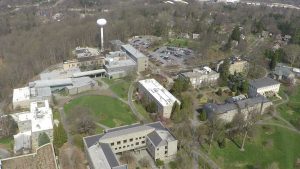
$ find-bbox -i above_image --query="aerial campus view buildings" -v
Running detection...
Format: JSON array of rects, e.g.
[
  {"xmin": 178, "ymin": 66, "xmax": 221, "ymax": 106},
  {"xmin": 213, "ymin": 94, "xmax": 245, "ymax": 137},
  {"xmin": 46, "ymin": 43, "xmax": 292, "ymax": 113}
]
[{"xmin": 1, "ymin": 15, "xmax": 297, "ymax": 168}]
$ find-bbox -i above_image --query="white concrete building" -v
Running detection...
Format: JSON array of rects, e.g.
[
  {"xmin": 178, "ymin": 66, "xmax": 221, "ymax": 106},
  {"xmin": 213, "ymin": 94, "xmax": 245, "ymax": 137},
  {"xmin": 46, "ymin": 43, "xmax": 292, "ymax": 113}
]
[
  {"xmin": 83, "ymin": 122, "xmax": 178, "ymax": 169},
  {"xmin": 138, "ymin": 79, "xmax": 181, "ymax": 118},
  {"xmin": 11, "ymin": 100, "xmax": 53, "ymax": 153},
  {"xmin": 12, "ymin": 87, "xmax": 31, "ymax": 109},
  {"xmin": 180, "ymin": 66, "xmax": 219, "ymax": 88},
  {"xmin": 249, "ymin": 77, "xmax": 281, "ymax": 97}
]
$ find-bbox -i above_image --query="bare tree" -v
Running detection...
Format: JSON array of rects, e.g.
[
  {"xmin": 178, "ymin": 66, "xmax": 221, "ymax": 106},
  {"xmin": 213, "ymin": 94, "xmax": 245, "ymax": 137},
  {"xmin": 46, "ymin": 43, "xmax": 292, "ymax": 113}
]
[
  {"xmin": 120, "ymin": 151, "xmax": 135, "ymax": 165},
  {"xmin": 139, "ymin": 157, "xmax": 150, "ymax": 168},
  {"xmin": 0, "ymin": 115, "xmax": 18, "ymax": 138}
]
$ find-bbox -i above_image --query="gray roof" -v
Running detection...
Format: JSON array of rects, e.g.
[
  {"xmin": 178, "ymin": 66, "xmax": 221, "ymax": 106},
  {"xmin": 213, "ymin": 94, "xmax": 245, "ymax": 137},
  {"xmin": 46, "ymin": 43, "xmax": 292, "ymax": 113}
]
[
  {"xmin": 146, "ymin": 121, "xmax": 167, "ymax": 131},
  {"xmin": 100, "ymin": 143, "xmax": 120, "ymax": 167},
  {"xmin": 84, "ymin": 134, "xmax": 103, "ymax": 148},
  {"xmin": 147, "ymin": 131, "xmax": 164, "ymax": 147},
  {"xmin": 121, "ymin": 44, "xmax": 146, "ymax": 59},
  {"xmin": 29, "ymin": 79, "xmax": 73, "ymax": 88},
  {"xmin": 249, "ymin": 77, "xmax": 280, "ymax": 88},
  {"xmin": 204, "ymin": 96, "xmax": 271, "ymax": 115},
  {"xmin": 273, "ymin": 65, "xmax": 295, "ymax": 77},
  {"xmin": 105, "ymin": 123, "xmax": 142, "ymax": 133},
  {"xmin": 72, "ymin": 69, "xmax": 106, "ymax": 78},
  {"xmin": 66, "ymin": 77, "xmax": 96, "ymax": 89},
  {"xmin": 100, "ymin": 125, "xmax": 154, "ymax": 140}
]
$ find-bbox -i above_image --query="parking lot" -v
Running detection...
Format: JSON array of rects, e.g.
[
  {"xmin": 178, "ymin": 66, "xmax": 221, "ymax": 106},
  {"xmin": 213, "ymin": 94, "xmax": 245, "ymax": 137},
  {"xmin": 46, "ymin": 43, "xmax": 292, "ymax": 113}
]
[
  {"xmin": 149, "ymin": 46, "xmax": 194, "ymax": 67},
  {"xmin": 128, "ymin": 35, "xmax": 161, "ymax": 50}
]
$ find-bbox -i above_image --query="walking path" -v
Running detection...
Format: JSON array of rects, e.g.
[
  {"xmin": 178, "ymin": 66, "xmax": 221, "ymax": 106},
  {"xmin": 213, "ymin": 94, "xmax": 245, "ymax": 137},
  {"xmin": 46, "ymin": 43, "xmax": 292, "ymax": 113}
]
[{"xmin": 128, "ymin": 83, "xmax": 148, "ymax": 123}]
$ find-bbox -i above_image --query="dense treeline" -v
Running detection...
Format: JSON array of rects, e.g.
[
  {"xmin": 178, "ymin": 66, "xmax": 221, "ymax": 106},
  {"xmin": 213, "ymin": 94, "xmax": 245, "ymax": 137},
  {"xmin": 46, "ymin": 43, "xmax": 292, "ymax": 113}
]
[{"xmin": 0, "ymin": 0, "xmax": 299, "ymax": 102}]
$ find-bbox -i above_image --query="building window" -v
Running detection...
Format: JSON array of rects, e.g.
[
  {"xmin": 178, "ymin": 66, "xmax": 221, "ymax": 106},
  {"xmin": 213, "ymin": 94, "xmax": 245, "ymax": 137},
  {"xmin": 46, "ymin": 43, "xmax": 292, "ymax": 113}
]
[
  {"xmin": 142, "ymin": 141, "xmax": 145, "ymax": 144},
  {"xmin": 127, "ymin": 145, "xmax": 130, "ymax": 147},
  {"xmin": 131, "ymin": 144, "xmax": 134, "ymax": 146},
  {"xmin": 130, "ymin": 138, "xmax": 133, "ymax": 142},
  {"xmin": 115, "ymin": 148, "xmax": 117, "ymax": 150},
  {"xmin": 123, "ymin": 146, "xmax": 126, "ymax": 148},
  {"xmin": 139, "ymin": 137, "xmax": 142, "ymax": 139},
  {"xmin": 119, "ymin": 147, "xmax": 121, "ymax": 149},
  {"xmin": 165, "ymin": 151, "xmax": 168, "ymax": 154},
  {"xmin": 111, "ymin": 143, "xmax": 114, "ymax": 146},
  {"xmin": 143, "ymin": 136, "xmax": 145, "ymax": 138},
  {"xmin": 136, "ymin": 138, "xmax": 138, "ymax": 140},
  {"xmin": 123, "ymin": 140, "xmax": 127, "ymax": 143},
  {"xmin": 117, "ymin": 141, "xmax": 121, "ymax": 145},
  {"xmin": 157, "ymin": 148, "xmax": 159, "ymax": 150},
  {"xmin": 136, "ymin": 142, "xmax": 139, "ymax": 145}
]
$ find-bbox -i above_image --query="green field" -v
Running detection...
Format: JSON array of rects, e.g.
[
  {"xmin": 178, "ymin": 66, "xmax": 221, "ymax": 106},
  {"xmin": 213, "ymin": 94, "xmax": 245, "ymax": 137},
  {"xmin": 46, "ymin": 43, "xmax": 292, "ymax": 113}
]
[
  {"xmin": 277, "ymin": 85, "xmax": 300, "ymax": 129},
  {"xmin": 0, "ymin": 137, "xmax": 13, "ymax": 150},
  {"xmin": 103, "ymin": 78, "xmax": 130, "ymax": 100},
  {"xmin": 211, "ymin": 126, "xmax": 300, "ymax": 169},
  {"xmin": 64, "ymin": 95, "xmax": 137, "ymax": 128}
]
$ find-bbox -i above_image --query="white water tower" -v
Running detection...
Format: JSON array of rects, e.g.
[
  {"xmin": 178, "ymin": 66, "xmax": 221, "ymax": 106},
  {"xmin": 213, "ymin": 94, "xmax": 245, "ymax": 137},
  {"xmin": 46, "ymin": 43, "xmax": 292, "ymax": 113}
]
[{"xmin": 97, "ymin": 18, "xmax": 107, "ymax": 52}]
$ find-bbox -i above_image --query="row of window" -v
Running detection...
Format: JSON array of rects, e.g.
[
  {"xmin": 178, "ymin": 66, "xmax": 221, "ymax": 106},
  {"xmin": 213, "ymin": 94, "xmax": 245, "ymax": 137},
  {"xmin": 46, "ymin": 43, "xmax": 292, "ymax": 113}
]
[
  {"xmin": 114, "ymin": 141, "xmax": 146, "ymax": 151},
  {"xmin": 111, "ymin": 136, "xmax": 146, "ymax": 146}
]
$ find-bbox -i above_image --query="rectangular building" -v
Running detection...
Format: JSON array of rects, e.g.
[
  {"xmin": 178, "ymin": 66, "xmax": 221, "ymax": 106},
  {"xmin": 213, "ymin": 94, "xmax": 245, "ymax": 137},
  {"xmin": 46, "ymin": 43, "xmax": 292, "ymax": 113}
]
[
  {"xmin": 83, "ymin": 122, "xmax": 177, "ymax": 169},
  {"xmin": 11, "ymin": 100, "xmax": 54, "ymax": 153},
  {"xmin": 121, "ymin": 44, "xmax": 148, "ymax": 72},
  {"xmin": 180, "ymin": 66, "xmax": 220, "ymax": 88},
  {"xmin": 248, "ymin": 77, "xmax": 281, "ymax": 97},
  {"xmin": 13, "ymin": 87, "xmax": 31, "ymax": 110},
  {"xmin": 203, "ymin": 96, "xmax": 272, "ymax": 122},
  {"xmin": 138, "ymin": 79, "xmax": 181, "ymax": 118}
]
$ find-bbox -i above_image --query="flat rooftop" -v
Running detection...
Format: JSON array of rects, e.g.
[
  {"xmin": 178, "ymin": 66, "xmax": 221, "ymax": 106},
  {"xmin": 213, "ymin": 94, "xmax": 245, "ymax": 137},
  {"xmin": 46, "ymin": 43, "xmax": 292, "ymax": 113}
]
[
  {"xmin": 72, "ymin": 69, "xmax": 106, "ymax": 78},
  {"xmin": 105, "ymin": 59, "xmax": 136, "ymax": 69},
  {"xmin": 12, "ymin": 100, "xmax": 53, "ymax": 133},
  {"xmin": 66, "ymin": 77, "xmax": 97, "ymax": 89},
  {"xmin": 13, "ymin": 87, "xmax": 30, "ymax": 103},
  {"xmin": 181, "ymin": 67, "xmax": 219, "ymax": 78},
  {"xmin": 138, "ymin": 79, "xmax": 180, "ymax": 107},
  {"xmin": 29, "ymin": 78, "xmax": 73, "ymax": 88},
  {"xmin": 249, "ymin": 77, "xmax": 280, "ymax": 89},
  {"xmin": 40, "ymin": 68, "xmax": 80, "ymax": 80},
  {"xmin": 121, "ymin": 44, "xmax": 147, "ymax": 59},
  {"xmin": 1, "ymin": 143, "xmax": 57, "ymax": 169}
]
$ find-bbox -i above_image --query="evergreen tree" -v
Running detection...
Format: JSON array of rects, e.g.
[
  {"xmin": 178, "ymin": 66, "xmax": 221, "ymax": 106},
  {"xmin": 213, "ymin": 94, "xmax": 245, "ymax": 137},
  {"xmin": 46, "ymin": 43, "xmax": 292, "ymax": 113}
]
[
  {"xmin": 171, "ymin": 101, "xmax": 181, "ymax": 123},
  {"xmin": 241, "ymin": 80, "xmax": 249, "ymax": 94},
  {"xmin": 231, "ymin": 26, "xmax": 241, "ymax": 42},
  {"xmin": 53, "ymin": 123, "xmax": 68, "ymax": 154},
  {"xmin": 199, "ymin": 111, "xmax": 207, "ymax": 121},
  {"xmin": 220, "ymin": 59, "xmax": 230, "ymax": 82},
  {"xmin": 38, "ymin": 132, "xmax": 50, "ymax": 147}
]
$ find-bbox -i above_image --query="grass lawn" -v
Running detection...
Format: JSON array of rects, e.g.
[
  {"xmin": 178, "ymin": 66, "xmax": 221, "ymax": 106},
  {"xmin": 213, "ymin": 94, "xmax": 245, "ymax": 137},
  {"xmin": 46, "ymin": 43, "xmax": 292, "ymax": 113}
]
[
  {"xmin": 134, "ymin": 101, "xmax": 151, "ymax": 121},
  {"xmin": 277, "ymin": 85, "xmax": 300, "ymax": 129},
  {"xmin": 64, "ymin": 95, "xmax": 137, "ymax": 128},
  {"xmin": 210, "ymin": 126, "xmax": 300, "ymax": 169},
  {"xmin": 103, "ymin": 78, "xmax": 131, "ymax": 100},
  {"xmin": 0, "ymin": 137, "xmax": 13, "ymax": 150}
]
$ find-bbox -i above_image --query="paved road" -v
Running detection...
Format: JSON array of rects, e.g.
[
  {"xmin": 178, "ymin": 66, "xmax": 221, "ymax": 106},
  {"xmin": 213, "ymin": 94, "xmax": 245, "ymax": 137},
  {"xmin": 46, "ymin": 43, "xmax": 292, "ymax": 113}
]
[{"xmin": 94, "ymin": 122, "xmax": 110, "ymax": 130}]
